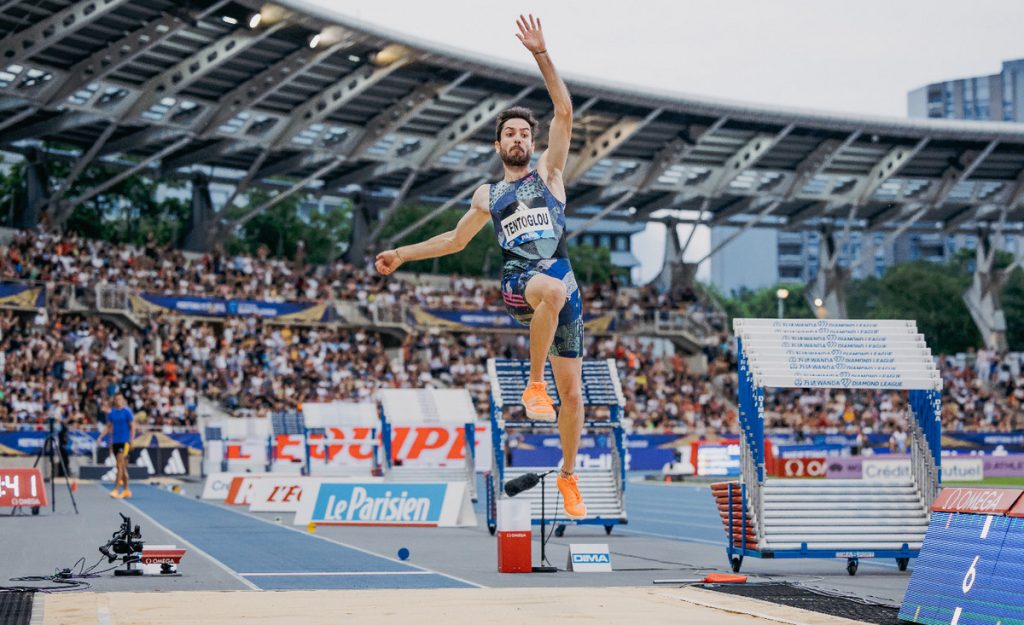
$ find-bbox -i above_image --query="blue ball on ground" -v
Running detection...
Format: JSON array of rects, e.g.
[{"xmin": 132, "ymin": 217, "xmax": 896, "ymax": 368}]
[{"xmin": 397, "ymin": 547, "xmax": 410, "ymax": 561}]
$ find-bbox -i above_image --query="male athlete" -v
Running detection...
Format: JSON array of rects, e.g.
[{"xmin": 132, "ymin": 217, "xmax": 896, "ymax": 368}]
[
  {"xmin": 102, "ymin": 393, "xmax": 136, "ymax": 499},
  {"xmin": 375, "ymin": 14, "xmax": 586, "ymax": 518}
]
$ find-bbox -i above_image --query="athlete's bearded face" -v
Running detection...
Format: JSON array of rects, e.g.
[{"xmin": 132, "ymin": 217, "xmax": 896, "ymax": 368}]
[{"xmin": 496, "ymin": 119, "xmax": 533, "ymax": 168}]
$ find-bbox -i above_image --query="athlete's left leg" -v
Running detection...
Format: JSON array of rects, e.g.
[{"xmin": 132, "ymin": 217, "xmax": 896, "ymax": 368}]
[
  {"xmin": 549, "ymin": 354, "xmax": 583, "ymax": 471},
  {"xmin": 550, "ymin": 353, "xmax": 587, "ymax": 518}
]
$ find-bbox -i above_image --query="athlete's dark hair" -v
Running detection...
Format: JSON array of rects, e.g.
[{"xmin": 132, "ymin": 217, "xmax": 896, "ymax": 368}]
[{"xmin": 495, "ymin": 106, "xmax": 539, "ymax": 142}]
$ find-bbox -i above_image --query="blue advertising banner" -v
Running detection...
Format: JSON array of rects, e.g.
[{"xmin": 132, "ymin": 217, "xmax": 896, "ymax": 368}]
[
  {"xmin": 307, "ymin": 483, "xmax": 450, "ymax": 525},
  {"xmin": 130, "ymin": 293, "xmax": 333, "ymax": 322},
  {"xmin": 943, "ymin": 431, "xmax": 1024, "ymax": 452},
  {"xmin": 0, "ymin": 283, "xmax": 45, "ymax": 309},
  {"xmin": 0, "ymin": 430, "xmax": 203, "ymax": 455},
  {"xmin": 511, "ymin": 433, "xmax": 678, "ymax": 471},
  {"xmin": 775, "ymin": 443, "xmax": 847, "ymax": 458},
  {"xmin": 410, "ymin": 307, "xmax": 617, "ymax": 332}
]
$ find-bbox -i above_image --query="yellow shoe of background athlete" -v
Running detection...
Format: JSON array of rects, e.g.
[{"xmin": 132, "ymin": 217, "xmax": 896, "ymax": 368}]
[
  {"xmin": 557, "ymin": 472, "xmax": 587, "ymax": 519},
  {"xmin": 109, "ymin": 489, "xmax": 124, "ymax": 499},
  {"xmin": 521, "ymin": 381, "xmax": 556, "ymax": 421},
  {"xmin": 121, "ymin": 489, "xmax": 133, "ymax": 499}
]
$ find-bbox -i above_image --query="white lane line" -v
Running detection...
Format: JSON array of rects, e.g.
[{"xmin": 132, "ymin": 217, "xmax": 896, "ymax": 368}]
[
  {"xmin": 204, "ymin": 493, "xmax": 486, "ymax": 589},
  {"xmin": 120, "ymin": 497, "xmax": 261, "ymax": 591},
  {"xmin": 97, "ymin": 605, "xmax": 114, "ymax": 625},
  {"xmin": 29, "ymin": 593, "xmax": 45, "ymax": 625},
  {"xmin": 239, "ymin": 571, "xmax": 434, "ymax": 577}
]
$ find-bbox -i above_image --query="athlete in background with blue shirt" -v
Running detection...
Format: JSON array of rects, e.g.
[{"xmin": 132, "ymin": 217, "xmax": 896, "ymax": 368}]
[
  {"xmin": 102, "ymin": 394, "xmax": 135, "ymax": 499},
  {"xmin": 375, "ymin": 15, "xmax": 587, "ymax": 519}
]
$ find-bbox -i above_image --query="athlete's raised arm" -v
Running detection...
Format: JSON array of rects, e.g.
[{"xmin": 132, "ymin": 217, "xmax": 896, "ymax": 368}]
[
  {"xmin": 516, "ymin": 14, "xmax": 572, "ymax": 199},
  {"xmin": 374, "ymin": 184, "xmax": 491, "ymax": 276}
]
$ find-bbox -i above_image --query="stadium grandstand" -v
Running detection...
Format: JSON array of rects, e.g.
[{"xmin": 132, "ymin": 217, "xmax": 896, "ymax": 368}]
[{"xmin": 1, "ymin": 1, "xmax": 1024, "ymax": 624}]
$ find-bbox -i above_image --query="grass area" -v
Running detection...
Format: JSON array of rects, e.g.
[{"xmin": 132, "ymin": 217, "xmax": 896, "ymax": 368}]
[{"xmin": 944, "ymin": 476, "xmax": 1024, "ymax": 487}]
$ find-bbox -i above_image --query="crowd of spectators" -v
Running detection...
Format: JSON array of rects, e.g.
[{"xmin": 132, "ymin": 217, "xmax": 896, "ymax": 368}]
[
  {"xmin": 0, "ymin": 308, "xmax": 740, "ymax": 434},
  {"xmin": 0, "ymin": 230, "xmax": 379, "ymax": 303},
  {"xmin": 4, "ymin": 306, "xmax": 1024, "ymax": 438},
  {"xmin": 0, "ymin": 228, "xmax": 1021, "ymax": 439},
  {"xmin": 0, "ymin": 311, "xmax": 199, "ymax": 430},
  {"xmin": 0, "ymin": 229, "xmax": 711, "ymax": 326}
]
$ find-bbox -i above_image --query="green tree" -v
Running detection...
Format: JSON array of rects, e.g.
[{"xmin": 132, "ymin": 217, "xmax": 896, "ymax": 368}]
[
  {"xmin": 226, "ymin": 190, "xmax": 351, "ymax": 264},
  {"xmin": 718, "ymin": 283, "xmax": 815, "ymax": 321},
  {"xmin": 999, "ymin": 267, "xmax": 1024, "ymax": 350},
  {"xmin": 0, "ymin": 159, "xmax": 24, "ymax": 224},
  {"xmin": 377, "ymin": 203, "xmax": 503, "ymax": 277},
  {"xmin": 567, "ymin": 243, "xmax": 614, "ymax": 286},
  {"xmin": 846, "ymin": 260, "xmax": 977, "ymax": 352},
  {"xmin": 20, "ymin": 149, "xmax": 190, "ymax": 245}
]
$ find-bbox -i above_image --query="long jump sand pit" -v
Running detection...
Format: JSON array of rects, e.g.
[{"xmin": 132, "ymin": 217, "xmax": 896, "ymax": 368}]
[{"xmin": 40, "ymin": 586, "xmax": 872, "ymax": 625}]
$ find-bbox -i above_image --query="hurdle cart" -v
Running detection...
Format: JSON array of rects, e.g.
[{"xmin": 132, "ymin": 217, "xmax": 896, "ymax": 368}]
[
  {"xmin": 721, "ymin": 318, "xmax": 941, "ymax": 576},
  {"xmin": 485, "ymin": 358, "xmax": 628, "ymax": 537}
]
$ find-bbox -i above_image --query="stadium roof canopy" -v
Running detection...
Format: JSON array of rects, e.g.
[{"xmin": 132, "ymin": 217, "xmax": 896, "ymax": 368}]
[{"xmin": 3, "ymin": 0, "xmax": 1024, "ymax": 242}]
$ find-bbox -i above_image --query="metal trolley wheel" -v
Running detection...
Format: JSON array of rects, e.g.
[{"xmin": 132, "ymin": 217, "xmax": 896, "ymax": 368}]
[
  {"xmin": 896, "ymin": 557, "xmax": 909, "ymax": 571},
  {"xmin": 730, "ymin": 556, "xmax": 743, "ymax": 573},
  {"xmin": 846, "ymin": 558, "xmax": 859, "ymax": 576}
]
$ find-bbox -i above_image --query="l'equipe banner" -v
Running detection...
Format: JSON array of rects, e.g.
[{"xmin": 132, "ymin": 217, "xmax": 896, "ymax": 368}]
[
  {"xmin": 248, "ymin": 477, "xmax": 325, "ymax": 512},
  {"xmin": 272, "ymin": 425, "xmax": 492, "ymax": 471},
  {"xmin": 201, "ymin": 472, "xmax": 267, "ymax": 500}
]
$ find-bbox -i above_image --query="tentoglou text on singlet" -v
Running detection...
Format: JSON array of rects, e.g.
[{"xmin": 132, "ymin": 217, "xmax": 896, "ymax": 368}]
[{"xmin": 488, "ymin": 170, "xmax": 568, "ymax": 262}]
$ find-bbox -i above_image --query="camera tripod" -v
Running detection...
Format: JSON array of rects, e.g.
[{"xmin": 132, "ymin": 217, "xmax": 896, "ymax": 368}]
[{"xmin": 27, "ymin": 418, "xmax": 79, "ymax": 514}]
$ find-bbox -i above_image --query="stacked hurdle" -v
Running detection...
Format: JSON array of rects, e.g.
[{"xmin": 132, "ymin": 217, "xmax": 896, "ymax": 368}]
[
  {"xmin": 726, "ymin": 318, "xmax": 942, "ymax": 575},
  {"xmin": 485, "ymin": 358, "xmax": 628, "ymax": 537},
  {"xmin": 377, "ymin": 388, "xmax": 478, "ymax": 502}
]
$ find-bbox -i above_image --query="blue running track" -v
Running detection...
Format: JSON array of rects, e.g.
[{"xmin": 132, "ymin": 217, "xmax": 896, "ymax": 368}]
[{"xmin": 126, "ymin": 485, "xmax": 473, "ymax": 590}]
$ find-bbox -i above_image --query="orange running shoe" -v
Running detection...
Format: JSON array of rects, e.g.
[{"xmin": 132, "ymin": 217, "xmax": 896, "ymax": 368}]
[
  {"xmin": 109, "ymin": 489, "xmax": 124, "ymax": 499},
  {"xmin": 557, "ymin": 472, "xmax": 587, "ymax": 519},
  {"xmin": 121, "ymin": 489, "xmax": 133, "ymax": 499},
  {"xmin": 521, "ymin": 381, "xmax": 556, "ymax": 421}
]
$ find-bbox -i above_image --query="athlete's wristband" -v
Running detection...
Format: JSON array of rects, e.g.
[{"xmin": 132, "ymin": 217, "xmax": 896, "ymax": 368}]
[{"xmin": 533, "ymin": 50, "xmax": 547, "ymax": 56}]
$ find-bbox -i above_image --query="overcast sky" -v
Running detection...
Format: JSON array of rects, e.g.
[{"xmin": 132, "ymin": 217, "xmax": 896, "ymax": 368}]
[{"xmin": 306, "ymin": 0, "xmax": 1024, "ymax": 282}]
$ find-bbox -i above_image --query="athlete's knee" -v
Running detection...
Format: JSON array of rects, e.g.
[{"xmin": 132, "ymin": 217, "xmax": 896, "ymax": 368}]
[
  {"xmin": 538, "ymin": 281, "xmax": 567, "ymax": 308},
  {"xmin": 561, "ymin": 386, "xmax": 584, "ymax": 412}
]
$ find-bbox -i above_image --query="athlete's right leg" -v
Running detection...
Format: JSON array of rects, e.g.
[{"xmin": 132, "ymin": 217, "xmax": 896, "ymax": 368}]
[
  {"xmin": 523, "ymin": 274, "xmax": 567, "ymax": 384},
  {"xmin": 111, "ymin": 451, "xmax": 125, "ymax": 497}
]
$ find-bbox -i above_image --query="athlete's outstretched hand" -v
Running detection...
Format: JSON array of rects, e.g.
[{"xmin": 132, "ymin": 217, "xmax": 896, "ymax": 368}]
[
  {"xmin": 515, "ymin": 14, "xmax": 546, "ymax": 55},
  {"xmin": 374, "ymin": 249, "xmax": 403, "ymax": 276}
]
